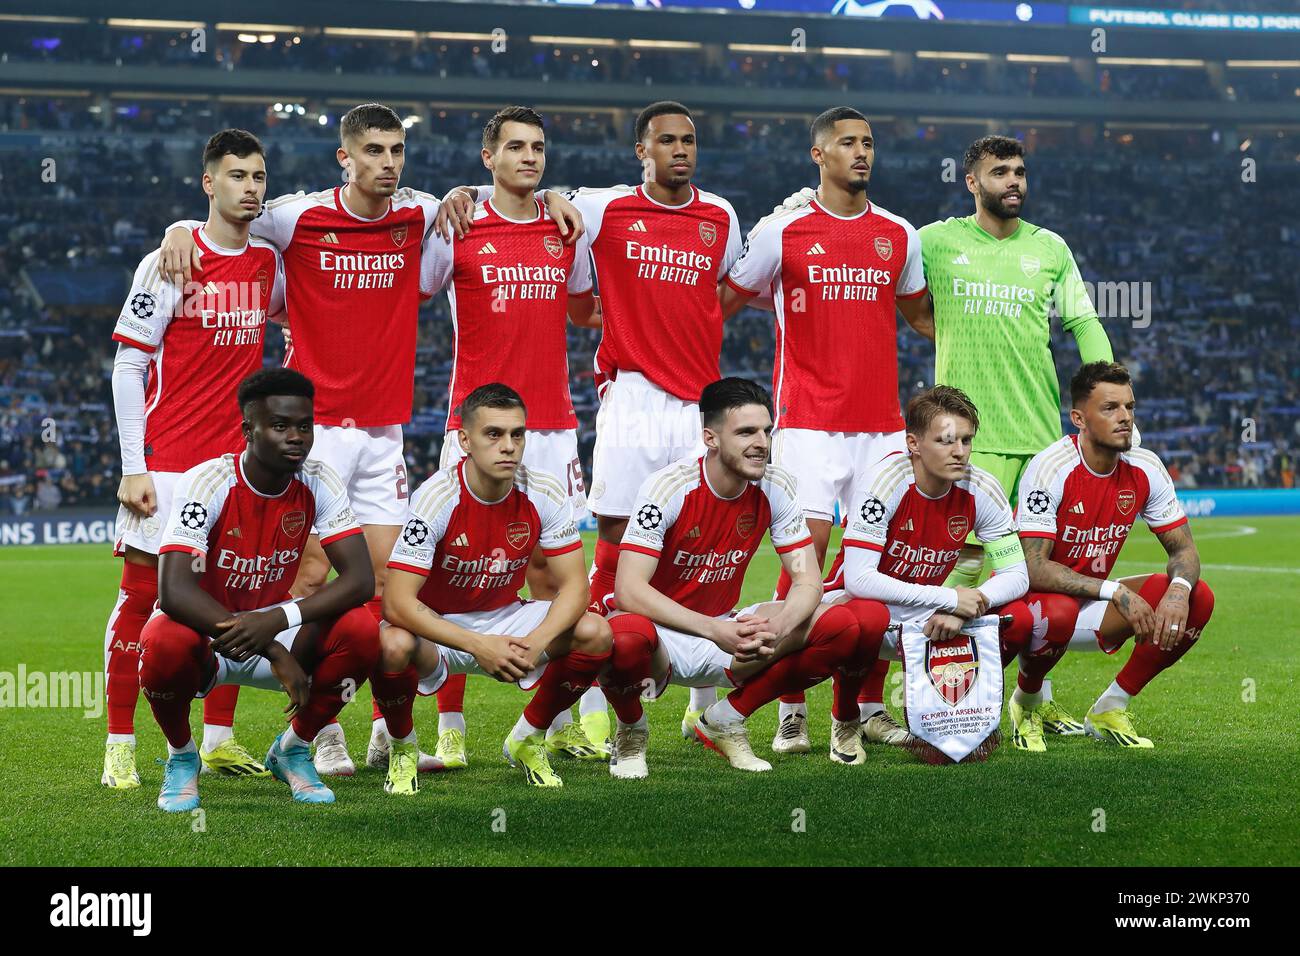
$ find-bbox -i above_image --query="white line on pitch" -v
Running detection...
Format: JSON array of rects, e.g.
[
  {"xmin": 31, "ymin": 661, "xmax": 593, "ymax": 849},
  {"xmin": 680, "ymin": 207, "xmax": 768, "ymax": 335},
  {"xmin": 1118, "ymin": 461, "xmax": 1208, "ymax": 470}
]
[{"xmin": 1114, "ymin": 561, "xmax": 1300, "ymax": 575}]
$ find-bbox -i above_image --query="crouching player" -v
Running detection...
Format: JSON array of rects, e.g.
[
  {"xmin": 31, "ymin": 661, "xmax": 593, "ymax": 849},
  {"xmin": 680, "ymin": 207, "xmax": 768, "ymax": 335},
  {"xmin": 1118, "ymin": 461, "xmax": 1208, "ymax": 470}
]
[
  {"xmin": 1012, "ymin": 362, "xmax": 1213, "ymax": 750},
  {"xmin": 372, "ymin": 384, "xmax": 612, "ymax": 791},
  {"xmin": 818, "ymin": 386, "xmax": 1036, "ymax": 752},
  {"xmin": 139, "ymin": 369, "xmax": 380, "ymax": 811},
  {"xmin": 599, "ymin": 378, "xmax": 881, "ymax": 777}
]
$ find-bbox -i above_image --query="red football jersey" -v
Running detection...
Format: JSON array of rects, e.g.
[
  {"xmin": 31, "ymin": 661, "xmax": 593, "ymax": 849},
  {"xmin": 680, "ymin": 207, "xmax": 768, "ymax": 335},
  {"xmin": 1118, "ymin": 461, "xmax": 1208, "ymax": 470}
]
[
  {"xmin": 1017, "ymin": 435, "xmax": 1187, "ymax": 578},
  {"xmin": 566, "ymin": 184, "xmax": 741, "ymax": 402},
  {"xmin": 178, "ymin": 186, "xmax": 442, "ymax": 427},
  {"xmin": 113, "ymin": 228, "xmax": 283, "ymax": 474},
  {"xmin": 824, "ymin": 452, "xmax": 1018, "ymax": 623},
  {"xmin": 620, "ymin": 457, "xmax": 812, "ymax": 617},
  {"xmin": 388, "ymin": 459, "xmax": 583, "ymax": 614},
  {"xmin": 159, "ymin": 453, "xmax": 361, "ymax": 611},
  {"xmin": 724, "ymin": 198, "xmax": 926, "ymax": 432},
  {"xmin": 422, "ymin": 198, "xmax": 592, "ymax": 430}
]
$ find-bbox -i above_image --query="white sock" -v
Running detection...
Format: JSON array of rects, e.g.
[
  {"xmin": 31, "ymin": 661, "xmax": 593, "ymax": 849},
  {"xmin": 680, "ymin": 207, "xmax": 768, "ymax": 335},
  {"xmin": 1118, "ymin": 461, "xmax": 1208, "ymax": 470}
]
[
  {"xmin": 1092, "ymin": 680, "xmax": 1131, "ymax": 715},
  {"xmin": 281, "ymin": 726, "xmax": 307, "ymax": 750},
  {"xmin": 689, "ymin": 686, "xmax": 717, "ymax": 711},
  {"xmin": 107, "ymin": 733, "xmax": 136, "ymax": 746},
  {"xmin": 370, "ymin": 716, "xmax": 389, "ymax": 740},
  {"xmin": 438, "ymin": 711, "xmax": 466, "ymax": 735},
  {"xmin": 578, "ymin": 686, "xmax": 607, "ymax": 717},
  {"xmin": 548, "ymin": 711, "xmax": 573, "ymax": 734},
  {"xmin": 201, "ymin": 724, "xmax": 233, "ymax": 753},
  {"xmin": 704, "ymin": 698, "xmax": 744, "ymax": 727},
  {"xmin": 1041, "ymin": 678, "xmax": 1055, "ymax": 702},
  {"xmin": 167, "ymin": 739, "xmax": 197, "ymax": 757},
  {"xmin": 393, "ymin": 729, "xmax": 417, "ymax": 745},
  {"xmin": 859, "ymin": 702, "xmax": 885, "ymax": 721},
  {"xmin": 778, "ymin": 701, "xmax": 807, "ymax": 720},
  {"xmin": 616, "ymin": 715, "xmax": 648, "ymax": 732},
  {"xmin": 1013, "ymin": 687, "xmax": 1044, "ymax": 709},
  {"xmin": 510, "ymin": 713, "xmax": 545, "ymax": 743}
]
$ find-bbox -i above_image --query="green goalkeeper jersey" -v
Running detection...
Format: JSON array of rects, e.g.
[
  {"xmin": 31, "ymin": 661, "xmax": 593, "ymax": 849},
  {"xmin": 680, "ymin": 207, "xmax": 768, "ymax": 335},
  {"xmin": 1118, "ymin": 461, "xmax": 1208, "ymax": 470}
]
[{"xmin": 919, "ymin": 215, "xmax": 1113, "ymax": 455}]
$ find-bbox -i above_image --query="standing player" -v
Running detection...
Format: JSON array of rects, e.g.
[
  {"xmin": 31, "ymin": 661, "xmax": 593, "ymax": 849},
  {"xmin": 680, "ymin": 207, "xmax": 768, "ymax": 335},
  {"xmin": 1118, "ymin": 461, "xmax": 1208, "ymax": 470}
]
[
  {"xmin": 138, "ymin": 369, "xmax": 380, "ymax": 811},
  {"xmin": 365, "ymin": 106, "xmax": 599, "ymax": 770},
  {"xmin": 1012, "ymin": 362, "xmax": 1213, "ymax": 750},
  {"xmin": 370, "ymin": 384, "xmax": 613, "ymax": 792},
  {"xmin": 718, "ymin": 107, "xmax": 933, "ymax": 753},
  {"xmin": 157, "ymin": 103, "xmax": 583, "ymax": 775},
  {"xmin": 445, "ymin": 100, "xmax": 743, "ymax": 751},
  {"xmin": 598, "ymin": 378, "xmax": 882, "ymax": 777},
  {"xmin": 817, "ymin": 387, "xmax": 1035, "ymax": 734},
  {"xmin": 104, "ymin": 129, "xmax": 284, "ymax": 790}
]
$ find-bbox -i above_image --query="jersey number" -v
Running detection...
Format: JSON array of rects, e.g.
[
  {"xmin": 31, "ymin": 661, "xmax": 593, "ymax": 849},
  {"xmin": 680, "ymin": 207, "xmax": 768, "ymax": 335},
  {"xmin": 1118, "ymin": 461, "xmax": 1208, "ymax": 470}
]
[{"xmin": 395, "ymin": 463, "xmax": 409, "ymax": 501}]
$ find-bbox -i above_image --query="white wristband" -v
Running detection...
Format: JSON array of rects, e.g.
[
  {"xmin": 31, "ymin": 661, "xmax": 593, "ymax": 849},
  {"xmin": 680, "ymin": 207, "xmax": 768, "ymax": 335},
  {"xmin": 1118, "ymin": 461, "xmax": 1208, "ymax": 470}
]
[
  {"xmin": 1169, "ymin": 576, "xmax": 1193, "ymax": 592},
  {"xmin": 281, "ymin": 601, "xmax": 302, "ymax": 629},
  {"xmin": 1099, "ymin": 580, "xmax": 1120, "ymax": 601}
]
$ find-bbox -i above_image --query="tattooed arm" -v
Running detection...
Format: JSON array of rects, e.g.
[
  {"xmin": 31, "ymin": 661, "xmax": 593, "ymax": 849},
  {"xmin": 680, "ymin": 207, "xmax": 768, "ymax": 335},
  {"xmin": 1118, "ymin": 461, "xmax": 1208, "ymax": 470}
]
[
  {"xmin": 1021, "ymin": 535, "xmax": 1157, "ymax": 642},
  {"xmin": 1150, "ymin": 524, "xmax": 1200, "ymax": 649}
]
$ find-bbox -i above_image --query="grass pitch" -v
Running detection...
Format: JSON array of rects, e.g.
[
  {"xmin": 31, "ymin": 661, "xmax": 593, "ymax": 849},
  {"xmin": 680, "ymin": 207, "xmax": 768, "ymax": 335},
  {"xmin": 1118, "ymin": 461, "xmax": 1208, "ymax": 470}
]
[{"xmin": 2, "ymin": 517, "xmax": 1296, "ymax": 866}]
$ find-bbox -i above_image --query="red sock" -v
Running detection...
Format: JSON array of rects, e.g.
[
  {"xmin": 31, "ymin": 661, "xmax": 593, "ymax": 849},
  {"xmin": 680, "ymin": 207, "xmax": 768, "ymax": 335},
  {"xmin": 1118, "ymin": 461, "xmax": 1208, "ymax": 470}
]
[
  {"xmin": 371, "ymin": 694, "xmax": 383, "ymax": 723},
  {"xmin": 858, "ymin": 657, "xmax": 890, "ymax": 704},
  {"xmin": 831, "ymin": 600, "xmax": 890, "ymax": 721},
  {"xmin": 1116, "ymin": 577, "xmax": 1214, "ymax": 695},
  {"xmin": 1016, "ymin": 593, "xmax": 1079, "ymax": 693},
  {"xmin": 589, "ymin": 538, "xmax": 619, "ymax": 614},
  {"xmin": 727, "ymin": 605, "xmax": 859, "ymax": 718},
  {"xmin": 138, "ymin": 614, "xmax": 211, "ymax": 749},
  {"xmin": 201, "ymin": 683, "xmax": 240, "ymax": 728},
  {"xmin": 603, "ymin": 614, "xmax": 658, "ymax": 724},
  {"xmin": 523, "ymin": 649, "xmax": 611, "ymax": 729},
  {"xmin": 372, "ymin": 666, "xmax": 419, "ymax": 739},
  {"xmin": 437, "ymin": 672, "xmax": 466, "ymax": 714},
  {"xmin": 105, "ymin": 561, "xmax": 156, "ymax": 736},
  {"xmin": 291, "ymin": 607, "xmax": 381, "ymax": 742}
]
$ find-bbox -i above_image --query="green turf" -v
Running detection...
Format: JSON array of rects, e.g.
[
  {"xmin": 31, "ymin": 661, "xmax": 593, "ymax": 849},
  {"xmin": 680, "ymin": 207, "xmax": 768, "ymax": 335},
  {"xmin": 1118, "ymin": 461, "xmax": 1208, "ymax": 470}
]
[{"xmin": 2, "ymin": 517, "xmax": 1297, "ymax": 866}]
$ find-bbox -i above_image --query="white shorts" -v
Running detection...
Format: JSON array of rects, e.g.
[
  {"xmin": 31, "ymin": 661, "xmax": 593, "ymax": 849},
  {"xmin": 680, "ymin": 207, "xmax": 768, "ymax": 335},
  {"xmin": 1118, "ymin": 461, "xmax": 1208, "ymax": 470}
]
[
  {"xmin": 308, "ymin": 424, "xmax": 408, "ymax": 528},
  {"xmin": 414, "ymin": 599, "xmax": 553, "ymax": 695},
  {"xmin": 1068, "ymin": 598, "xmax": 1112, "ymax": 653},
  {"xmin": 615, "ymin": 606, "xmax": 759, "ymax": 698},
  {"xmin": 771, "ymin": 428, "xmax": 907, "ymax": 523},
  {"xmin": 115, "ymin": 470, "xmax": 182, "ymax": 556},
  {"xmin": 441, "ymin": 427, "xmax": 587, "ymax": 517},
  {"xmin": 589, "ymin": 372, "xmax": 705, "ymax": 519}
]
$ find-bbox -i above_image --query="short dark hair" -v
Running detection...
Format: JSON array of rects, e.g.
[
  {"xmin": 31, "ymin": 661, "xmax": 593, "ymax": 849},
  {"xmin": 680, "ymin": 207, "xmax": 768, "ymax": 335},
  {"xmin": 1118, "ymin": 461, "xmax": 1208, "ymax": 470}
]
[
  {"xmin": 963, "ymin": 134, "xmax": 1025, "ymax": 174},
  {"xmin": 635, "ymin": 100, "xmax": 692, "ymax": 143},
  {"xmin": 700, "ymin": 378, "xmax": 773, "ymax": 430},
  {"xmin": 458, "ymin": 383, "xmax": 527, "ymax": 425},
  {"xmin": 1070, "ymin": 361, "xmax": 1132, "ymax": 408},
  {"xmin": 202, "ymin": 128, "xmax": 264, "ymax": 172},
  {"xmin": 482, "ymin": 106, "xmax": 544, "ymax": 152},
  {"xmin": 905, "ymin": 385, "xmax": 980, "ymax": 436},
  {"xmin": 340, "ymin": 103, "xmax": 403, "ymax": 144},
  {"xmin": 810, "ymin": 106, "xmax": 868, "ymax": 146},
  {"xmin": 237, "ymin": 368, "xmax": 314, "ymax": 412}
]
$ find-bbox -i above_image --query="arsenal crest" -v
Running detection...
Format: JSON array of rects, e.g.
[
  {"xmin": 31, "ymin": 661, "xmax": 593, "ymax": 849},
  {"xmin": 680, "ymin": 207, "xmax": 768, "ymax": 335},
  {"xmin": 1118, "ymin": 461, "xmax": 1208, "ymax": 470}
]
[
  {"xmin": 947, "ymin": 515, "xmax": 970, "ymax": 541},
  {"xmin": 874, "ymin": 236, "xmax": 893, "ymax": 261},
  {"xmin": 506, "ymin": 521, "xmax": 531, "ymax": 550},
  {"xmin": 735, "ymin": 512, "xmax": 756, "ymax": 538},
  {"xmin": 1020, "ymin": 254, "xmax": 1040, "ymax": 278},
  {"xmin": 699, "ymin": 222, "xmax": 717, "ymax": 247},
  {"xmin": 391, "ymin": 224, "xmax": 408, "ymax": 247},
  {"xmin": 281, "ymin": 511, "xmax": 306, "ymax": 539},
  {"xmin": 926, "ymin": 634, "xmax": 979, "ymax": 706},
  {"xmin": 1116, "ymin": 489, "xmax": 1136, "ymax": 515},
  {"xmin": 255, "ymin": 269, "xmax": 269, "ymax": 298},
  {"xmin": 543, "ymin": 235, "xmax": 563, "ymax": 259}
]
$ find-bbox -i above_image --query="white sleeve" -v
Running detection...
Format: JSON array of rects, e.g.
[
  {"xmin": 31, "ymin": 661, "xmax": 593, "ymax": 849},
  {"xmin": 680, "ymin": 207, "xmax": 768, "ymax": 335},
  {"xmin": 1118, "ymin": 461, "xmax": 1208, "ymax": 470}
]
[
  {"xmin": 112, "ymin": 345, "xmax": 152, "ymax": 475},
  {"xmin": 763, "ymin": 467, "xmax": 812, "ymax": 553},
  {"xmin": 567, "ymin": 230, "xmax": 594, "ymax": 295},
  {"xmin": 1016, "ymin": 452, "xmax": 1061, "ymax": 540},
  {"xmin": 897, "ymin": 219, "xmax": 927, "ymax": 298},
  {"xmin": 533, "ymin": 477, "xmax": 583, "ymax": 556},
  {"xmin": 266, "ymin": 247, "xmax": 286, "ymax": 323},
  {"xmin": 977, "ymin": 560, "xmax": 1029, "ymax": 608},
  {"xmin": 306, "ymin": 463, "xmax": 362, "ymax": 546},
  {"xmin": 843, "ymin": 544, "xmax": 958, "ymax": 612},
  {"xmin": 112, "ymin": 250, "xmax": 181, "ymax": 352},
  {"xmin": 159, "ymin": 465, "xmax": 225, "ymax": 556},
  {"xmin": 388, "ymin": 477, "xmax": 456, "ymax": 575},
  {"xmin": 419, "ymin": 231, "xmax": 455, "ymax": 297},
  {"xmin": 720, "ymin": 201, "xmax": 744, "ymax": 278},
  {"xmin": 163, "ymin": 218, "xmax": 203, "ymax": 238},
  {"xmin": 621, "ymin": 472, "xmax": 686, "ymax": 556},
  {"xmin": 725, "ymin": 215, "xmax": 783, "ymax": 297},
  {"xmin": 1136, "ymin": 453, "xmax": 1187, "ymax": 533},
  {"xmin": 248, "ymin": 192, "xmax": 306, "ymax": 249}
]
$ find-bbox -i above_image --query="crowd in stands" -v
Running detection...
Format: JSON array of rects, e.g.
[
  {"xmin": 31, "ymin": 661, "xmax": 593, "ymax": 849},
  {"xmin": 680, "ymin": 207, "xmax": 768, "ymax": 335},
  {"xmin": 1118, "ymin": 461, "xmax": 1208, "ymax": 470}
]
[{"xmin": 1, "ymin": 93, "xmax": 1297, "ymax": 516}]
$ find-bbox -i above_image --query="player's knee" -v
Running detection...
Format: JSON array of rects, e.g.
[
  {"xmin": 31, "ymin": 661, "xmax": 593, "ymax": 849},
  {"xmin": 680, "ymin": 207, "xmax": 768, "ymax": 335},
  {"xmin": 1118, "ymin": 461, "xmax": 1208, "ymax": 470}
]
[
  {"xmin": 379, "ymin": 625, "xmax": 417, "ymax": 672},
  {"xmin": 336, "ymin": 607, "xmax": 381, "ymax": 666},
  {"xmin": 140, "ymin": 618, "xmax": 203, "ymax": 674},
  {"xmin": 842, "ymin": 598, "xmax": 891, "ymax": 639},
  {"xmin": 1189, "ymin": 580, "xmax": 1215, "ymax": 627},
  {"xmin": 1037, "ymin": 593, "xmax": 1081, "ymax": 646},
  {"xmin": 813, "ymin": 604, "xmax": 860, "ymax": 654},
  {"xmin": 572, "ymin": 612, "xmax": 613, "ymax": 657},
  {"xmin": 609, "ymin": 613, "xmax": 659, "ymax": 651},
  {"xmin": 610, "ymin": 617, "xmax": 656, "ymax": 668}
]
